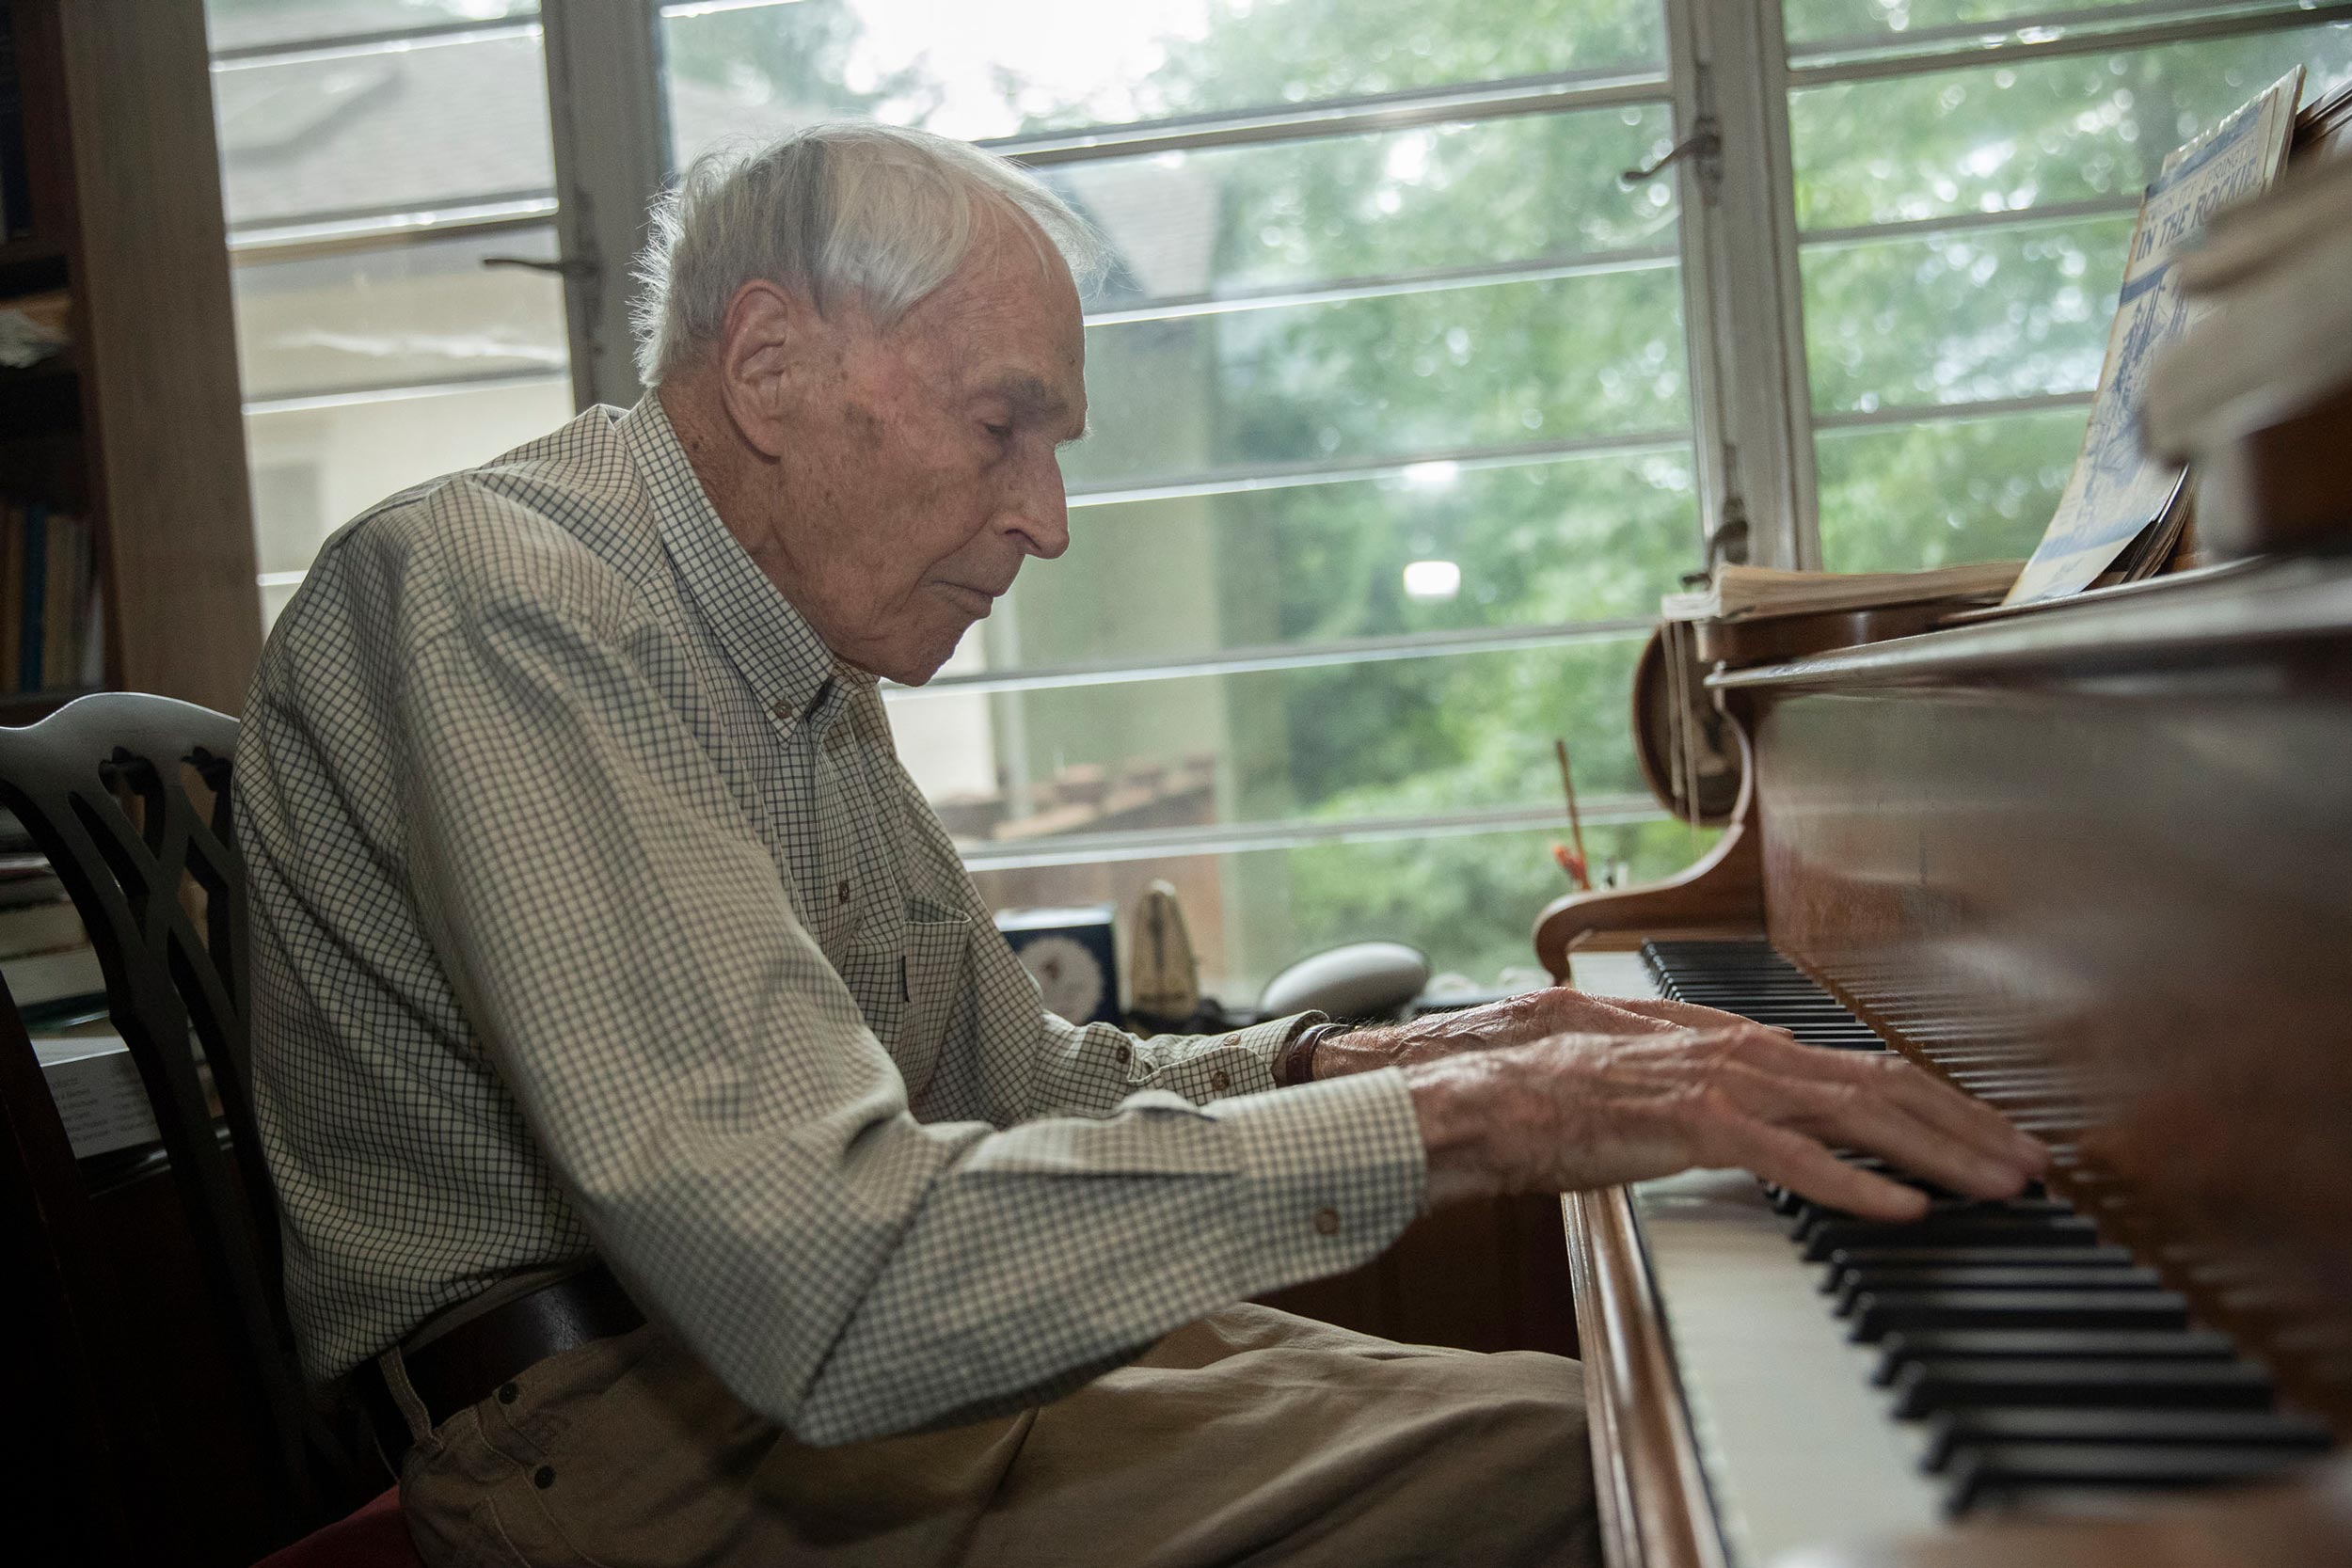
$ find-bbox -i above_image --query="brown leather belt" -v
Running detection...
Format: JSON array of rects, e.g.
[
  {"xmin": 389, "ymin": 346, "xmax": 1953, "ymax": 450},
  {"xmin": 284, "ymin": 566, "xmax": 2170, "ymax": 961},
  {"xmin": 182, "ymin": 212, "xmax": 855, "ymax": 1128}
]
[{"xmin": 358, "ymin": 1263, "xmax": 644, "ymax": 1465}]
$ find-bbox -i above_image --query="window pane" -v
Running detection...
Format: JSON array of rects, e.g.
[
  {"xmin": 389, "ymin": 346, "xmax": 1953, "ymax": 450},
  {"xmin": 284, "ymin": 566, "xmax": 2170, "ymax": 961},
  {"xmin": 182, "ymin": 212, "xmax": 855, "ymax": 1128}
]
[
  {"xmin": 973, "ymin": 449, "xmax": 1695, "ymax": 672},
  {"xmin": 969, "ymin": 818, "xmax": 1708, "ymax": 1000},
  {"xmin": 1788, "ymin": 22, "xmax": 2352, "ymax": 230},
  {"xmin": 1785, "ymin": 0, "xmax": 2301, "ymax": 48},
  {"xmin": 1060, "ymin": 105, "xmax": 1680, "ymax": 313},
  {"xmin": 213, "ymin": 27, "xmax": 555, "ymax": 230},
  {"xmin": 886, "ymin": 637, "xmax": 1651, "ymax": 839},
  {"xmin": 662, "ymin": 0, "xmax": 1666, "ymax": 157},
  {"xmin": 245, "ymin": 375, "xmax": 575, "ymax": 586},
  {"xmin": 231, "ymin": 228, "xmax": 568, "ymax": 402},
  {"xmin": 1815, "ymin": 406, "xmax": 2089, "ymax": 572},
  {"xmin": 205, "ymin": 2, "xmax": 538, "ymax": 52},
  {"xmin": 1068, "ymin": 269, "xmax": 1688, "ymax": 493},
  {"xmin": 1803, "ymin": 214, "xmax": 2130, "ymax": 413}
]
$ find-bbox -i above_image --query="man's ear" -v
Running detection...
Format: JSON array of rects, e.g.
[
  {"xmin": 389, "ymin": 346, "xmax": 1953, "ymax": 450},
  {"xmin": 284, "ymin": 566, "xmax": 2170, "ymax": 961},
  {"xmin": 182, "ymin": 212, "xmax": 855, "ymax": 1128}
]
[{"xmin": 715, "ymin": 278, "xmax": 819, "ymax": 460}]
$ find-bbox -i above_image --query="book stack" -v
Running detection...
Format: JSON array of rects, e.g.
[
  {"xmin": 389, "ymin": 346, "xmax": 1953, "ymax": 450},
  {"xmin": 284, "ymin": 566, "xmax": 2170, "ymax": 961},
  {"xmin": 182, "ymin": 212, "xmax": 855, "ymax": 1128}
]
[
  {"xmin": 0, "ymin": 813, "xmax": 102, "ymax": 1029},
  {"xmin": 1660, "ymin": 560, "xmax": 2023, "ymax": 624},
  {"xmin": 0, "ymin": 497, "xmax": 101, "ymax": 694},
  {"xmin": 0, "ymin": 811, "xmax": 159, "ymax": 1163}
]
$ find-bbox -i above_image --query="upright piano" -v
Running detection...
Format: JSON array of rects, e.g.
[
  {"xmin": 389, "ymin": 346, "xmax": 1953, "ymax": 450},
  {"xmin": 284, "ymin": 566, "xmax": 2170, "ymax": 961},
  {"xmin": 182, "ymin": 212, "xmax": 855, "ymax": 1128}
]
[{"xmin": 1531, "ymin": 98, "xmax": 2352, "ymax": 1568}]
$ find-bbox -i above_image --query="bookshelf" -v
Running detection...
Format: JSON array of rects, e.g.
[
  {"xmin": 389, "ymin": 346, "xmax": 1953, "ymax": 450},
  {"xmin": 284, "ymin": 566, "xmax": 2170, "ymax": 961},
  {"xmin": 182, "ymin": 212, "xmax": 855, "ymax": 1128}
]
[{"xmin": 0, "ymin": 0, "xmax": 261, "ymax": 721}]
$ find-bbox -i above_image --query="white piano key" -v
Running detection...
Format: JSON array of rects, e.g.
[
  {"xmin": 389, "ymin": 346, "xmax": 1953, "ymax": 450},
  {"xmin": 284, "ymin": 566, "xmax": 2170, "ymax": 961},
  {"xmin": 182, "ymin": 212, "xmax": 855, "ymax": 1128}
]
[{"xmin": 1571, "ymin": 949, "xmax": 1947, "ymax": 1566}]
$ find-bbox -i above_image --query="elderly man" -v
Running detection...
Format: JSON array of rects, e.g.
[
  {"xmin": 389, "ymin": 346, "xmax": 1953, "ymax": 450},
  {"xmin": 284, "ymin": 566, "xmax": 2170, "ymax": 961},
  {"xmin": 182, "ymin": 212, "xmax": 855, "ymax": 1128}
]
[{"xmin": 238, "ymin": 123, "xmax": 2042, "ymax": 1567}]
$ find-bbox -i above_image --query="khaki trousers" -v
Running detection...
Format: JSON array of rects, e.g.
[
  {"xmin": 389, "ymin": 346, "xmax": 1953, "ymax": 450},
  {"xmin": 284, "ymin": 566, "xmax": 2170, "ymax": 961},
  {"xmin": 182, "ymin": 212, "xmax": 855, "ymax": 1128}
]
[{"xmin": 395, "ymin": 1303, "xmax": 1597, "ymax": 1568}]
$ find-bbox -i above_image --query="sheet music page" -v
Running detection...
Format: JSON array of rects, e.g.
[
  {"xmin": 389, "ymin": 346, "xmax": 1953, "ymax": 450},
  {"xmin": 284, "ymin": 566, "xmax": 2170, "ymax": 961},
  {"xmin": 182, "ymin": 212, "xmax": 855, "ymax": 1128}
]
[{"xmin": 2003, "ymin": 70, "xmax": 2303, "ymax": 607}]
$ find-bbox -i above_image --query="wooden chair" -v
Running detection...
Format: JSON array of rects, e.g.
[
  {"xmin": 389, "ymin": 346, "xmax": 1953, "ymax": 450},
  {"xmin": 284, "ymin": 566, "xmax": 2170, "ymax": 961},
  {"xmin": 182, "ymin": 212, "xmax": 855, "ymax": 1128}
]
[{"xmin": 0, "ymin": 694, "xmax": 415, "ymax": 1566}]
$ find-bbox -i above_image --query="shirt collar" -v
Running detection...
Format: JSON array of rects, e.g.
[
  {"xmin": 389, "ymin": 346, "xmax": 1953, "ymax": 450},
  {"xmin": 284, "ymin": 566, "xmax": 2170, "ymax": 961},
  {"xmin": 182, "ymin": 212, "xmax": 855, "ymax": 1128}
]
[{"xmin": 618, "ymin": 393, "xmax": 870, "ymax": 740}]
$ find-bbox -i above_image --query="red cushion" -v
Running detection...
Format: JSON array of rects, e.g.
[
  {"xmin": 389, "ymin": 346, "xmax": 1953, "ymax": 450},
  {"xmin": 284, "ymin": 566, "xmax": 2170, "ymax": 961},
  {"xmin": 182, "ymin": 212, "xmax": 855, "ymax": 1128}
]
[{"xmin": 252, "ymin": 1486, "xmax": 421, "ymax": 1568}]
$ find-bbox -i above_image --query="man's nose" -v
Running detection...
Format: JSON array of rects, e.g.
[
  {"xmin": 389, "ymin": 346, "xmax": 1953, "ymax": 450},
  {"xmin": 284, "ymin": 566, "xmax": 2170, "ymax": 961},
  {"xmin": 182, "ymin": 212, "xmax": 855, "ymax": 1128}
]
[{"xmin": 1000, "ymin": 453, "xmax": 1070, "ymax": 560}]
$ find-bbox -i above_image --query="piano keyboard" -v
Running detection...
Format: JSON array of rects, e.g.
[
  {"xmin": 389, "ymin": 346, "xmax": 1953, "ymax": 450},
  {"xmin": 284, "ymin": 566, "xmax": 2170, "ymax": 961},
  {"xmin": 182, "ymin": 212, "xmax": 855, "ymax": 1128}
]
[{"xmin": 1568, "ymin": 940, "xmax": 2334, "ymax": 1565}]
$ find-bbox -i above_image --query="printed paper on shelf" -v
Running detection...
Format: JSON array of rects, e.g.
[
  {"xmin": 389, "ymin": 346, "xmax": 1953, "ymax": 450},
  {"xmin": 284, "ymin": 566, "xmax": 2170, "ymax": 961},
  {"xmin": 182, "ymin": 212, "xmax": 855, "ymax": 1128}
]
[
  {"xmin": 32, "ymin": 1036, "xmax": 160, "ymax": 1160},
  {"xmin": 1661, "ymin": 560, "xmax": 2021, "ymax": 623},
  {"xmin": 2004, "ymin": 71, "xmax": 2304, "ymax": 607}
]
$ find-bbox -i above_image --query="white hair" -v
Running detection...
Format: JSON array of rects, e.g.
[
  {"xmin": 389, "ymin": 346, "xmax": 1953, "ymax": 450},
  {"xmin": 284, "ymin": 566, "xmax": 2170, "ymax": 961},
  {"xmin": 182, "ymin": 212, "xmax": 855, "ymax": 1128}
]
[{"xmin": 630, "ymin": 121, "xmax": 1106, "ymax": 386}]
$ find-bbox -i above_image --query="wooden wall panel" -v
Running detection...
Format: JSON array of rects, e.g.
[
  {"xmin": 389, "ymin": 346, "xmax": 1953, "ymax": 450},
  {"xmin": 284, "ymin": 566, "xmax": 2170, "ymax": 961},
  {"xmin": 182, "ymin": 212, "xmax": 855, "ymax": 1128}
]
[{"xmin": 58, "ymin": 0, "xmax": 262, "ymax": 715}]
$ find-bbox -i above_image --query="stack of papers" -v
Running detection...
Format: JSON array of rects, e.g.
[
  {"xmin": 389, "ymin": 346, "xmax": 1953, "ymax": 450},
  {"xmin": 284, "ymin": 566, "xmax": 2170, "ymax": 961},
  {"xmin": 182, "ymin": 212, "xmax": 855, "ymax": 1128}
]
[{"xmin": 1661, "ymin": 561, "xmax": 2023, "ymax": 623}]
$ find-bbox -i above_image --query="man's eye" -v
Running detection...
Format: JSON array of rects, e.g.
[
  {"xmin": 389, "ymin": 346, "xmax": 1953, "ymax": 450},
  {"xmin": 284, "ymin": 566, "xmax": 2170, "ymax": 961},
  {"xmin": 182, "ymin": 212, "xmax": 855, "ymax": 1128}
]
[{"xmin": 980, "ymin": 422, "xmax": 1012, "ymax": 442}]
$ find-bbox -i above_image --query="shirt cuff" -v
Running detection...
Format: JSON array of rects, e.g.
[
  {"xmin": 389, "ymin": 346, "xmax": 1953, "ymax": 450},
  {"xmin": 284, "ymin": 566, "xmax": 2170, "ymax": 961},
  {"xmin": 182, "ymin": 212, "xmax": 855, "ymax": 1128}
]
[
  {"xmin": 1203, "ymin": 1066, "xmax": 1429, "ymax": 1301},
  {"xmin": 1133, "ymin": 1009, "xmax": 1318, "ymax": 1102}
]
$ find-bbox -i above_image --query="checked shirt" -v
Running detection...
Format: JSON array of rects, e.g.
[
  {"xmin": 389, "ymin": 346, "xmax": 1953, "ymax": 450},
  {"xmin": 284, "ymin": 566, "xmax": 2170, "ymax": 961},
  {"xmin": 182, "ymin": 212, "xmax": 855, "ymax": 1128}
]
[{"xmin": 235, "ymin": 396, "xmax": 1428, "ymax": 1445}]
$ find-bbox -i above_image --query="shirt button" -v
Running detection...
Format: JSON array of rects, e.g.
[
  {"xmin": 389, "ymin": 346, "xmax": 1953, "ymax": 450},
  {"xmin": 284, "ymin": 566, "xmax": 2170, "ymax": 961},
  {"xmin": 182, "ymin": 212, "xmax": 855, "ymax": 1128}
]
[
  {"xmin": 1313, "ymin": 1207, "xmax": 1342, "ymax": 1237},
  {"xmin": 1208, "ymin": 1069, "xmax": 1232, "ymax": 1092},
  {"xmin": 836, "ymin": 879, "xmax": 851, "ymax": 905},
  {"xmin": 1115, "ymin": 1042, "xmax": 1132, "ymax": 1065}
]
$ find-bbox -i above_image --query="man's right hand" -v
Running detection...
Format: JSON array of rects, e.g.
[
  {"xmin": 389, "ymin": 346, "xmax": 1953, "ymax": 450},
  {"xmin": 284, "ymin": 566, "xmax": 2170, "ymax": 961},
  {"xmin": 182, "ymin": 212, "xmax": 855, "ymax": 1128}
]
[{"xmin": 1405, "ymin": 1022, "xmax": 2048, "ymax": 1219}]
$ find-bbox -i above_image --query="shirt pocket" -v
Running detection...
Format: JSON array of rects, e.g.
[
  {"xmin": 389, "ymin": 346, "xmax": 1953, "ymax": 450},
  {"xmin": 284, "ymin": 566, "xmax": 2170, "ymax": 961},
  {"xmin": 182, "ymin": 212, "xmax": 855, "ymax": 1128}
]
[
  {"xmin": 835, "ymin": 908, "xmax": 972, "ymax": 1097},
  {"xmin": 893, "ymin": 911, "xmax": 973, "ymax": 1096}
]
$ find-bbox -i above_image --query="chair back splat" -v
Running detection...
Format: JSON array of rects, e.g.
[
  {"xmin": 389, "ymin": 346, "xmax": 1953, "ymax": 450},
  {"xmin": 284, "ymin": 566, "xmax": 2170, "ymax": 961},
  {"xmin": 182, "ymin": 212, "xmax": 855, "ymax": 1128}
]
[{"xmin": 0, "ymin": 694, "xmax": 343, "ymax": 1551}]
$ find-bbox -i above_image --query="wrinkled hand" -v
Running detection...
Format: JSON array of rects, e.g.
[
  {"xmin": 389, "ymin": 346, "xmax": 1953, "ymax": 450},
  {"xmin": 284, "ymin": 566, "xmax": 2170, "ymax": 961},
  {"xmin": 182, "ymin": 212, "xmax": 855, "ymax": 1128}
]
[
  {"xmin": 1405, "ymin": 1021, "xmax": 2047, "ymax": 1221},
  {"xmin": 1312, "ymin": 984, "xmax": 1748, "ymax": 1077}
]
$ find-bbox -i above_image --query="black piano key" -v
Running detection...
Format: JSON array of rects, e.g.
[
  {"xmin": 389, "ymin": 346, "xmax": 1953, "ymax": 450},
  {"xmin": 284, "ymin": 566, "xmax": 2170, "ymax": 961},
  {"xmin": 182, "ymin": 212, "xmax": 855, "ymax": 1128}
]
[
  {"xmin": 1840, "ymin": 1154, "xmax": 2020, "ymax": 1178},
  {"xmin": 1945, "ymin": 1074, "xmax": 2085, "ymax": 1094},
  {"xmin": 1851, "ymin": 1290, "xmax": 2190, "ymax": 1342},
  {"xmin": 1833, "ymin": 1265, "xmax": 2162, "ymax": 1314},
  {"xmin": 1804, "ymin": 1214, "xmax": 2103, "ymax": 1261},
  {"xmin": 2006, "ymin": 1114, "xmax": 2090, "ymax": 1133},
  {"xmin": 1873, "ymin": 1327, "xmax": 2240, "ymax": 1385},
  {"xmin": 1793, "ymin": 1196, "xmax": 2078, "ymax": 1244},
  {"xmin": 1891, "ymin": 1358, "xmax": 2278, "ymax": 1418},
  {"xmin": 1665, "ymin": 993, "xmax": 1825, "ymax": 1006},
  {"xmin": 1946, "ymin": 1443, "xmax": 2317, "ymax": 1515},
  {"xmin": 1644, "ymin": 942, "xmax": 1792, "ymax": 965},
  {"xmin": 1828, "ymin": 1244, "xmax": 2138, "ymax": 1292},
  {"xmin": 1924, "ymin": 1408, "xmax": 2334, "ymax": 1471},
  {"xmin": 1829, "ymin": 1168, "xmax": 2005, "ymax": 1203},
  {"xmin": 1708, "ymin": 1023, "xmax": 1879, "ymax": 1042},
  {"xmin": 1666, "ymin": 993, "xmax": 1834, "ymax": 1007}
]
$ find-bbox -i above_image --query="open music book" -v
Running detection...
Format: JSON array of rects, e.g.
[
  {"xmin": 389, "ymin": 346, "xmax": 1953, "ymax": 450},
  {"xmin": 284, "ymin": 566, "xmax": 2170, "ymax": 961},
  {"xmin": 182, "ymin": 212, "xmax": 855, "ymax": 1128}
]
[
  {"xmin": 2003, "ymin": 69, "xmax": 2304, "ymax": 606},
  {"xmin": 1661, "ymin": 560, "xmax": 2021, "ymax": 623}
]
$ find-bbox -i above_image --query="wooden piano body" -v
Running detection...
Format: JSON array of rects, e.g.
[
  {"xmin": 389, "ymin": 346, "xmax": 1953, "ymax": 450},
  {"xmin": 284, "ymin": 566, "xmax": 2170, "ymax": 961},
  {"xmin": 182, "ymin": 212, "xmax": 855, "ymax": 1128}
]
[{"xmin": 1534, "ymin": 558, "xmax": 2352, "ymax": 1565}]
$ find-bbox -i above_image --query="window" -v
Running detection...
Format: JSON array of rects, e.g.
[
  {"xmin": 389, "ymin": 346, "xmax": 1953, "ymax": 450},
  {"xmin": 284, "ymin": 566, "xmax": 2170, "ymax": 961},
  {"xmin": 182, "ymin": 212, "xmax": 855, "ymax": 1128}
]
[
  {"xmin": 203, "ymin": 0, "xmax": 2352, "ymax": 996},
  {"xmin": 202, "ymin": 0, "xmax": 576, "ymax": 627}
]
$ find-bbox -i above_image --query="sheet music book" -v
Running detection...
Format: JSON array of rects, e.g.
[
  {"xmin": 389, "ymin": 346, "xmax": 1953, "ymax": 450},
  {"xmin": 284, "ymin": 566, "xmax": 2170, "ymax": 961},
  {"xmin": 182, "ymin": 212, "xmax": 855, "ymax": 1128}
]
[
  {"xmin": 2003, "ymin": 70, "xmax": 2303, "ymax": 607},
  {"xmin": 1661, "ymin": 560, "xmax": 2020, "ymax": 623}
]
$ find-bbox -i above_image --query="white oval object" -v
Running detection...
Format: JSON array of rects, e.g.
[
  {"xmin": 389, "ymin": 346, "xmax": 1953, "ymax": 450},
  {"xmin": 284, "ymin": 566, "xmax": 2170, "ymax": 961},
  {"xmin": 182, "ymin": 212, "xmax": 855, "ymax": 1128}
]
[{"xmin": 1259, "ymin": 941, "xmax": 1430, "ymax": 1022}]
